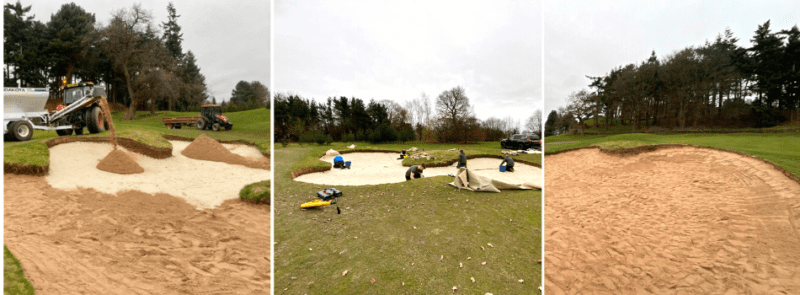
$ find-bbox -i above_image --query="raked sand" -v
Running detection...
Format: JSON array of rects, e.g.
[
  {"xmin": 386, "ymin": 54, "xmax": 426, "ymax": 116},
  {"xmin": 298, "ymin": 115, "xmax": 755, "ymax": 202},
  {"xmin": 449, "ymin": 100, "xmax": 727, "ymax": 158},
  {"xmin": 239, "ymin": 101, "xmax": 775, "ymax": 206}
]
[
  {"xmin": 294, "ymin": 152, "xmax": 541, "ymax": 187},
  {"xmin": 545, "ymin": 146, "xmax": 800, "ymax": 294}
]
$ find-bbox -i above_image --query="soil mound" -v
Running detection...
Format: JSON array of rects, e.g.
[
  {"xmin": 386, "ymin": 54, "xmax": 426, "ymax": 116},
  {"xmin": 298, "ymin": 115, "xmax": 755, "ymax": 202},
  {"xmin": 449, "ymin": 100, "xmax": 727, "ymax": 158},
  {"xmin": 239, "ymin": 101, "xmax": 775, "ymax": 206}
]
[
  {"xmin": 96, "ymin": 149, "xmax": 144, "ymax": 174},
  {"xmin": 182, "ymin": 134, "xmax": 269, "ymax": 170}
]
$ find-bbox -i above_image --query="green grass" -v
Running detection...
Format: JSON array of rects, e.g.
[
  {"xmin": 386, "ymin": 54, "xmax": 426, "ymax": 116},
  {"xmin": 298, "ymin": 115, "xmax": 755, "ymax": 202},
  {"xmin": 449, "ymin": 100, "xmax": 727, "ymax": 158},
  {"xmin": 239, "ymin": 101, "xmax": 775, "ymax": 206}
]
[
  {"xmin": 240, "ymin": 180, "xmax": 270, "ymax": 205},
  {"xmin": 3, "ymin": 108, "xmax": 270, "ymax": 167},
  {"xmin": 4, "ymin": 246, "xmax": 35, "ymax": 295},
  {"xmin": 274, "ymin": 144, "xmax": 542, "ymax": 294},
  {"xmin": 546, "ymin": 132, "xmax": 800, "ymax": 178}
]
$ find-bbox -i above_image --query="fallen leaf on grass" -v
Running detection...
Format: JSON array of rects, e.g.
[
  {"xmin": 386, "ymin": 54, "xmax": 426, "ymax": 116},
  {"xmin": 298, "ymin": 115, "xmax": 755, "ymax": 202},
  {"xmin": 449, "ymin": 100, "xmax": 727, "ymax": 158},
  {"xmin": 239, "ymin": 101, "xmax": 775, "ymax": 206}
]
[
  {"xmin": 470, "ymin": 277, "xmax": 475, "ymax": 283},
  {"xmin": 440, "ymin": 255, "xmax": 444, "ymax": 261},
  {"xmin": 467, "ymin": 257, "xmax": 471, "ymax": 260},
  {"xmin": 453, "ymin": 286, "xmax": 458, "ymax": 292},
  {"xmin": 370, "ymin": 278, "xmax": 376, "ymax": 284},
  {"xmin": 487, "ymin": 243, "xmax": 493, "ymax": 248},
  {"xmin": 481, "ymin": 262, "xmax": 486, "ymax": 265},
  {"xmin": 518, "ymin": 279, "xmax": 524, "ymax": 283},
  {"xmin": 481, "ymin": 246, "xmax": 485, "ymax": 251},
  {"xmin": 341, "ymin": 270, "xmax": 348, "ymax": 276},
  {"xmin": 459, "ymin": 263, "xmax": 463, "ymax": 268}
]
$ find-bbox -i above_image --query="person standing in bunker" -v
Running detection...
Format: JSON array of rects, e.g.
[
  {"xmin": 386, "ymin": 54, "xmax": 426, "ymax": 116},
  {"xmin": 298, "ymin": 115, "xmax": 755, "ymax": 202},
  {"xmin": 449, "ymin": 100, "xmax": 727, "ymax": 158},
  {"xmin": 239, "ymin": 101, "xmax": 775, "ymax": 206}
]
[
  {"xmin": 333, "ymin": 155, "xmax": 346, "ymax": 169},
  {"xmin": 457, "ymin": 150, "xmax": 467, "ymax": 168},
  {"xmin": 500, "ymin": 155, "xmax": 515, "ymax": 172},
  {"xmin": 405, "ymin": 164, "xmax": 425, "ymax": 180}
]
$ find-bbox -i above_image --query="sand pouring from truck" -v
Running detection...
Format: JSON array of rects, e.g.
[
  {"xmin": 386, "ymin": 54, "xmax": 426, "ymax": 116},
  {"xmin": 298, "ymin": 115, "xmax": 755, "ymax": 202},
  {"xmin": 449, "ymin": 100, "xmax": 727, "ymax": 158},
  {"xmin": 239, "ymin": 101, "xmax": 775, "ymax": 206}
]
[
  {"xmin": 161, "ymin": 104, "xmax": 233, "ymax": 131},
  {"xmin": 4, "ymin": 82, "xmax": 109, "ymax": 141}
]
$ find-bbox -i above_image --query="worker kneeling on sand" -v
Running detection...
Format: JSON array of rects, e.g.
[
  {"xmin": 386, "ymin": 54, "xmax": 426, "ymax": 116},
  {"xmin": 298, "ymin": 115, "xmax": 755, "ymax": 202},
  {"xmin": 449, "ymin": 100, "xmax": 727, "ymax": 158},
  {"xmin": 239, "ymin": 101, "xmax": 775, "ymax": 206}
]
[
  {"xmin": 398, "ymin": 148, "xmax": 408, "ymax": 160},
  {"xmin": 405, "ymin": 164, "xmax": 425, "ymax": 181},
  {"xmin": 500, "ymin": 155, "xmax": 515, "ymax": 172},
  {"xmin": 333, "ymin": 155, "xmax": 347, "ymax": 169},
  {"xmin": 457, "ymin": 150, "xmax": 467, "ymax": 168}
]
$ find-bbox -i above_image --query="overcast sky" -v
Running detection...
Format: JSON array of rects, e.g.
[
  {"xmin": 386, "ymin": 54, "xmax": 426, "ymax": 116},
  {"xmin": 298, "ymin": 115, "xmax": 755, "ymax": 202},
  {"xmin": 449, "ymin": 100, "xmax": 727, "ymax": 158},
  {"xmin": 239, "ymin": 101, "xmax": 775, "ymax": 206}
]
[
  {"xmin": 5, "ymin": 0, "xmax": 270, "ymax": 102},
  {"xmin": 545, "ymin": 0, "xmax": 798, "ymax": 114},
  {"xmin": 275, "ymin": 0, "xmax": 542, "ymax": 122},
  {"xmin": 544, "ymin": 0, "xmax": 800, "ymax": 114}
]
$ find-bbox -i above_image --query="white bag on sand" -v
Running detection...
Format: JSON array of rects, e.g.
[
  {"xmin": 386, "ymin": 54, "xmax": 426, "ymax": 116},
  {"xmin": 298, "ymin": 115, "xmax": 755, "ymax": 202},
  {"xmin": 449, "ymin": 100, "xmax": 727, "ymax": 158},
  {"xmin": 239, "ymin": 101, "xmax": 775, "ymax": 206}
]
[
  {"xmin": 409, "ymin": 147, "xmax": 418, "ymax": 152},
  {"xmin": 347, "ymin": 144, "xmax": 356, "ymax": 149},
  {"xmin": 325, "ymin": 149, "xmax": 340, "ymax": 156}
]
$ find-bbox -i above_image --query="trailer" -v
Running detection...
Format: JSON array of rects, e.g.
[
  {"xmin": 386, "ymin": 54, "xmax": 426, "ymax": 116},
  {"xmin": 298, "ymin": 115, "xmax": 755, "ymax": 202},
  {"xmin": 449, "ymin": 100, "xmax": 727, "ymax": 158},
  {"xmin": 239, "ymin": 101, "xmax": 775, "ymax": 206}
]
[
  {"xmin": 161, "ymin": 105, "xmax": 232, "ymax": 131},
  {"xmin": 4, "ymin": 83, "xmax": 108, "ymax": 141},
  {"xmin": 162, "ymin": 116, "xmax": 201, "ymax": 129}
]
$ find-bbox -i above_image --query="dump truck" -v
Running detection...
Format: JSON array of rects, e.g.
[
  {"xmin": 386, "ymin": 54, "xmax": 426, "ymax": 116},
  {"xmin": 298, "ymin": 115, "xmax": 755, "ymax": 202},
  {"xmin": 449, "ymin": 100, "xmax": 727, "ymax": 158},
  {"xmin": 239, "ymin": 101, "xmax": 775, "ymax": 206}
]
[
  {"xmin": 161, "ymin": 104, "xmax": 232, "ymax": 131},
  {"xmin": 4, "ymin": 82, "xmax": 108, "ymax": 141}
]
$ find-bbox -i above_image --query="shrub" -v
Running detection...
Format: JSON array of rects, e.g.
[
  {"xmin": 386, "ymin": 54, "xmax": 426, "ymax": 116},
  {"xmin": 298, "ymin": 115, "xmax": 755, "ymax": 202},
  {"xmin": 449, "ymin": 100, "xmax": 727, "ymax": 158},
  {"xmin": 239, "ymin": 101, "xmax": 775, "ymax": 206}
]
[
  {"xmin": 281, "ymin": 137, "xmax": 289, "ymax": 147},
  {"xmin": 325, "ymin": 134, "xmax": 334, "ymax": 145},
  {"xmin": 315, "ymin": 132, "xmax": 327, "ymax": 145},
  {"xmin": 299, "ymin": 132, "xmax": 315, "ymax": 145},
  {"xmin": 341, "ymin": 132, "xmax": 355, "ymax": 142}
]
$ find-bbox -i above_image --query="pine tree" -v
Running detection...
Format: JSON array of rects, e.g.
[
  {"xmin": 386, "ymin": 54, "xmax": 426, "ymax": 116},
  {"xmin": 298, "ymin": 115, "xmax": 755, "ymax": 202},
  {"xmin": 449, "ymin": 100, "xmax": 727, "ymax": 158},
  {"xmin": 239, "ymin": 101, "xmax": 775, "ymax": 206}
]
[{"xmin": 161, "ymin": 2, "xmax": 183, "ymax": 60}]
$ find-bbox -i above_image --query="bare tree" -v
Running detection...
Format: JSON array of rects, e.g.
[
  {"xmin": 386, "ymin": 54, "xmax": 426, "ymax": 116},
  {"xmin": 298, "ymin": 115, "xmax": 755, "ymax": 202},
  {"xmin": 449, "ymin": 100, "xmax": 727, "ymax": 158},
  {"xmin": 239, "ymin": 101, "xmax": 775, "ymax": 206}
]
[
  {"xmin": 526, "ymin": 109, "xmax": 543, "ymax": 136},
  {"xmin": 435, "ymin": 86, "xmax": 471, "ymax": 142},
  {"xmin": 102, "ymin": 4, "xmax": 178, "ymax": 120}
]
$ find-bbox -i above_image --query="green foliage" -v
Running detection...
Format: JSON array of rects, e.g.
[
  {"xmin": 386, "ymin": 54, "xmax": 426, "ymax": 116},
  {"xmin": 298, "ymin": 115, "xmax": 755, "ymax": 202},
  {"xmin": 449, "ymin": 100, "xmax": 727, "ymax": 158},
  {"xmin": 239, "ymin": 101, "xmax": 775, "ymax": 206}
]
[
  {"xmin": 314, "ymin": 132, "xmax": 327, "ymax": 145},
  {"xmin": 227, "ymin": 80, "xmax": 269, "ymax": 111},
  {"xmin": 399, "ymin": 125, "xmax": 415, "ymax": 143},
  {"xmin": 4, "ymin": 246, "xmax": 35, "ymax": 295},
  {"xmin": 341, "ymin": 132, "xmax": 355, "ymax": 142},
  {"xmin": 299, "ymin": 132, "xmax": 315, "ymax": 145}
]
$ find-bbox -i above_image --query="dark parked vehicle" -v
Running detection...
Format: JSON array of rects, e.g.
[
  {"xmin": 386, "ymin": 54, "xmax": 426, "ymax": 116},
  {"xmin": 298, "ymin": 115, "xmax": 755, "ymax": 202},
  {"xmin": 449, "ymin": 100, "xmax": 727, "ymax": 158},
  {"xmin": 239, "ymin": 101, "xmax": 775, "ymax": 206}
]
[{"xmin": 501, "ymin": 133, "xmax": 541, "ymax": 150}]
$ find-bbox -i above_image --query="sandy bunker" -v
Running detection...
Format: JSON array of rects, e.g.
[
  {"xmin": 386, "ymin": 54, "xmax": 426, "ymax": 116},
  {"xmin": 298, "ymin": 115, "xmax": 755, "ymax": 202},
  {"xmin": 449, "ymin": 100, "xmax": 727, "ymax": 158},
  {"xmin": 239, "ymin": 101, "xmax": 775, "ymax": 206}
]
[
  {"xmin": 5, "ymin": 174, "xmax": 270, "ymax": 294},
  {"xmin": 545, "ymin": 146, "xmax": 800, "ymax": 294},
  {"xmin": 46, "ymin": 141, "xmax": 270, "ymax": 209},
  {"xmin": 294, "ymin": 152, "xmax": 542, "ymax": 187}
]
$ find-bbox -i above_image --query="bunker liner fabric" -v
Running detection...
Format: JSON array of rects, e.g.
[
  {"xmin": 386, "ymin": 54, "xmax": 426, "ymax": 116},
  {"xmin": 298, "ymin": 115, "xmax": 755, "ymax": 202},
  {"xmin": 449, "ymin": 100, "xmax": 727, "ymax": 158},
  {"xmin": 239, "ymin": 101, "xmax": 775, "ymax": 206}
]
[{"xmin": 448, "ymin": 168, "xmax": 537, "ymax": 192}]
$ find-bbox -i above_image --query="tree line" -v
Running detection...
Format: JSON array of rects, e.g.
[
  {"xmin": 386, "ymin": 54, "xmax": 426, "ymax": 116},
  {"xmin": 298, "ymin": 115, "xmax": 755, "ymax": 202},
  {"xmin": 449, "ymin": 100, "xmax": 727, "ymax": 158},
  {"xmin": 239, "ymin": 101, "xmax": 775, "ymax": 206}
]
[
  {"xmin": 4, "ymin": 1, "xmax": 267, "ymax": 119},
  {"xmin": 546, "ymin": 21, "xmax": 800, "ymax": 135},
  {"xmin": 275, "ymin": 86, "xmax": 540, "ymax": 144}
]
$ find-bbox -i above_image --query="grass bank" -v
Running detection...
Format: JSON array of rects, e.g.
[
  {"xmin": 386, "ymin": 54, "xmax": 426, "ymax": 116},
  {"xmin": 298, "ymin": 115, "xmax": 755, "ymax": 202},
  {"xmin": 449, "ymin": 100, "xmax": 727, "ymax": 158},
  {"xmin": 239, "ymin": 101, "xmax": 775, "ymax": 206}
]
[{"xmin": 545, "ymin": 132, "xmax": 800, "ymax": 178}]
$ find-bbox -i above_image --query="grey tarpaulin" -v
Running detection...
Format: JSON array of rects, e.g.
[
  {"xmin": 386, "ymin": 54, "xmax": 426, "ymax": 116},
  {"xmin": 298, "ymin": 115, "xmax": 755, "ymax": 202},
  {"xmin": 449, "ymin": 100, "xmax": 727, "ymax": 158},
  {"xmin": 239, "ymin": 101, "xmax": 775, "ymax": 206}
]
[{"xmin": 448, "ymin": 168, "xmax": 536, "ymax": 192}]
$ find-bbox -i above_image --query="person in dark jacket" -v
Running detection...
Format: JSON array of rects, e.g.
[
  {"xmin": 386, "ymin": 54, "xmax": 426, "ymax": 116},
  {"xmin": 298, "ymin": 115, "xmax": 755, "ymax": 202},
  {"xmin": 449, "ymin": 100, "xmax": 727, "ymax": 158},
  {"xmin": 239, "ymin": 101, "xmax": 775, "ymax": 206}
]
[
  {"xmin": 405, "ymin": 164, "xmax": 425, "ymax": 180},
  {"xmin": 500, "ymin": 155, "xmax": 515, "ymax": 172},
  {"xmin": 333, "ymin": 155, "xmax": 346, "ymax": 169},
  {"xmin": 398, "ymin": 149, "xmax": 408, "ymax": 160},
  {"xmin": 457, "ymin": 150, "xmax": 467, "ymax": 168}
]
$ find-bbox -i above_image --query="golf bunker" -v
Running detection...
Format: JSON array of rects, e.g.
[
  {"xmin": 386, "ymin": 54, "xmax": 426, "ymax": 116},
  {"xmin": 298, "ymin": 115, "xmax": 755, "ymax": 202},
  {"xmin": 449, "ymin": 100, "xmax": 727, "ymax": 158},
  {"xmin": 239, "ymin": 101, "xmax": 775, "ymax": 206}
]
[
  {"xmin": 4, "ymin": 135, "xmax": 272, "ymax": 294},
  {"xmin": 294, "ymin": 152, "xmax": 542, "ymax": 188},
  {"xmin": 545, "ymin": 146, "xmax": 800, "ymax": 294},
  {"xmin": 46, "ymin": 135, "xmax": 270, "ymax": 209}
]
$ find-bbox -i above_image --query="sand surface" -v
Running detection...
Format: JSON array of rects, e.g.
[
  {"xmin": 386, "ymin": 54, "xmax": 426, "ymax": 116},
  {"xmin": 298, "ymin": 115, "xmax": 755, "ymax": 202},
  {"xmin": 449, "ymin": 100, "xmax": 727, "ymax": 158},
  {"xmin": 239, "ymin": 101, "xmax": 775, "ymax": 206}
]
[
  {"xmin": 46, "ymin": 141, "xmax": 269, "ymax": 209},
  {"xmin": 4, "ymin": 174, "xmax": 270, "ymax": 295},
  {"xmin": 294, "ymin": 152, "xmax": 541, "ymax": 187},
  {"xmin": 545, "ymin": 147, "xmax": 800, "ymax": 294}
]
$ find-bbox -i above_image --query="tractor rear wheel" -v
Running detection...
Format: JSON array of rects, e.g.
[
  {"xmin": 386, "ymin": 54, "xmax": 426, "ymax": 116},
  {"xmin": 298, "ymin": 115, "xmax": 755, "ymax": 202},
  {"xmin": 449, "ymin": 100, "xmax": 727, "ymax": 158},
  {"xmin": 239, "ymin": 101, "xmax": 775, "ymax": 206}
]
[
  {"xmin": 212, "ymin": 123, "xmax": 221, "ymax": 131},
  {"xmin": 87, "ymin": 106, "xmax": 105, "ymax": 134},
  {"xmin": 196, "ymin": 117, "xmax": 207, "ymax": 130},
  {"xmin": 10, "ymin": 121, "xmax": 34, "ymax": 141}
]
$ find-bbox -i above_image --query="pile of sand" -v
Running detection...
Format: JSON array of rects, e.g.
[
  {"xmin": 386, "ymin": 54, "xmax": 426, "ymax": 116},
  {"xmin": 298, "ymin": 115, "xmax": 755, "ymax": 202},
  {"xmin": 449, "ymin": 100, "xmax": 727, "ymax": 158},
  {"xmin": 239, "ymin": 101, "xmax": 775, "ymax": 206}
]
[
  {"xmin": 182, "ymin": 134, "xmax": 268, "ymax": 170},
  {"xmin": 96, "ymin": 149, "xmax": 144, "ymax": 174},
  {"xmin": 325, "ymin": 149, "xmax": 340, "ymax": 156},
  {"xmin": 545, "ymin": 147, "xmax": 800, "ymax": 294}
]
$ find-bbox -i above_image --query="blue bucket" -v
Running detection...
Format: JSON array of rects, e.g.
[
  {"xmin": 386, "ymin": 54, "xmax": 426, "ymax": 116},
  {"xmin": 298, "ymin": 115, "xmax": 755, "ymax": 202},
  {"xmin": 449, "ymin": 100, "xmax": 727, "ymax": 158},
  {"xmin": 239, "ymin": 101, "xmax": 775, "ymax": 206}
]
[
  {"xmin": 345, "ymin": 161, "xmax": 352, "ymax": 168},
  {"xmin": 499, "ymin": 165, "xmax": 506, "ymax": 172}
]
